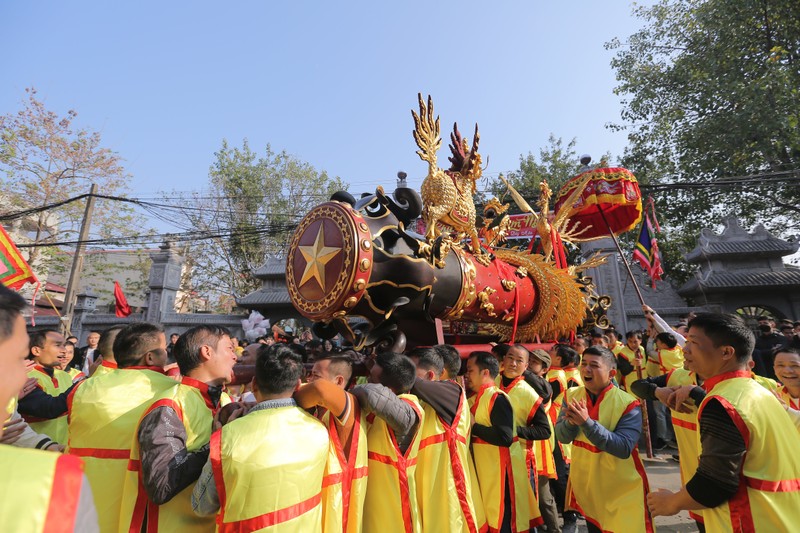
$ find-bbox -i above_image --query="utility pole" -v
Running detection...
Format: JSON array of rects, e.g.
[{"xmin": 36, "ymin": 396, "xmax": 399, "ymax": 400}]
[{"xmin": 61, "ymin": 183, "xmax": 98, "ymax": 335}]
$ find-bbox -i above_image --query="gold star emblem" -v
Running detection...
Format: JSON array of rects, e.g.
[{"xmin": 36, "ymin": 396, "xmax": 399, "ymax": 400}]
[{"xmin": 298, "ymin": 224, "xmax": 341, "ymax": 291}]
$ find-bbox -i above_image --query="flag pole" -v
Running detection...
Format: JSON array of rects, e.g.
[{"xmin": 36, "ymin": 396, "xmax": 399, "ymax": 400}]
[{"xmin": 597, "ymin": 206, "xmax": 654, "ymax": 459}]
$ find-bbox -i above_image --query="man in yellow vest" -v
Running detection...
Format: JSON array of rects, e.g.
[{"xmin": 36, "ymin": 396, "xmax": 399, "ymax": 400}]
[
  {"xmin": 0, "ymin": 283, "xmax": 100, "ymax": 532},
  {"xmin": 18, "ymin": 329, "xmax": 74, "ymax": 444},
  {"xmin": 555, "ymin": 346, "xmax": 652, "ymax": 533},
  {"xmin": 352, "ymin": 351, "xmax": 424, "ymax": 533},
  {"xmin": 192, "ymin": 343, "xmax": 330, "ymax": 531},
  {"xmin": 408, "ymin": 347, "xmax": 481, "ymax": 533},
  {"xmin": 464, "ymin": 350, "xmax": 524, "ymax": 533},
  {"xmin": 498, "ymin": 345, "xmax": 548, "ymax": 530},
  {"xmin": 647, "ymin": 312, "xmax": 800, "ymax": 530},
  {"xmin": 615, "ymin": 330, "xmax": 645, "ymax": 390},
  {"xmin": 295, "ymin": 352, "xmax": 368, "ymax": 533},
  {"xmin": 119, "ymin": 325, "xmax": 238, "ymax": 532},
  {"xmin": 66, "ymin": 322, "xmax": 175, "ymax": 533}
]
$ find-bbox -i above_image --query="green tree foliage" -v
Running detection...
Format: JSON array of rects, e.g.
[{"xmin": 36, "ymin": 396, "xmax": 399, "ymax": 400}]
[
  {"xmin": 171, "ymin": 140, "xmax": 347, "ymax": 304},
  {"xmin": 0, "ymin": 88, "xmax": 145, "ymax": 290},
  {"xmin": 489, "ymin": 135, "xmax": 585, "ymax": 209},
  {"xmin": 607, "ymin": 0, "xmax": 800, "ymax": 280}
]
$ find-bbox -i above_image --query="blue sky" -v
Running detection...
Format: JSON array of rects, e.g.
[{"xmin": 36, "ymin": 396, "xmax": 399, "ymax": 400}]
[{"xmin": 2, "ymin": 1, "xmax": 649, "ymax": 198}]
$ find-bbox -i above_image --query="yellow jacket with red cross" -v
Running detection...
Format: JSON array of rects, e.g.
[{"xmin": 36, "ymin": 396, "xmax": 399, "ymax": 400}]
[
  {"xmin": 415, "ymin": 385, "xmax": 481, "ymax": 533},
  {"xmin": 496, "ymin": 374, "xmax": 545, "ymax": 526},
  {"xmin": 363, "ymin": 393, "xmax": 424, "ymax": 533},
  {"xmin": 119, "ymin": 376, "xmax": 225, "ymax": 533},
  {"xmin": 65, "ymin": 365, "xmax": 177, "ymax": 533},
  {"xmin": 698, "ymin": 371, "xmax": 800, "ymax": 532},
  {"xmin": 210, "ymin": 402, "xmax": 330, "ymax": 532},
  {"xmin": 23, "ymin": 365, "xmax": 73, "ymax": 445},
  {"xmin": 564, "ymin": 384, "xmax": 653, "ymax": 533},
  {"xmin": 469, "ymin": 383, "xmax": 542, "ymax": 533},
  {"xmin": 666, "ymin": 368, "xmax": 703, "ymax": 524},
  {"xmin": 320, "ymin": 400, "xmax": 369, "ymax": 533}
]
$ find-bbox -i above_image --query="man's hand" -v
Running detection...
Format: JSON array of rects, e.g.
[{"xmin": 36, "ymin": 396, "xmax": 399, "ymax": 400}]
[
  {"xmin": 18, "ymin": 378, "xmax": 38, "ymax": 399},
  {"xmin": 564, "ymin": 399, "xmax": 590, "ymax": 426},
  {"xmin": 213, "ymin": 403, "xmax": 247, "ymax": 432},
  {"xmin": 667, "ymin": 386, "xmax": 696, "ymax": 413},
  {"xmin": 0, "ymin": 417, "xmax": 26, "ymax": 444},
  {"xmin": 654, "ymin": 386, "xmax": 678, "ymax": 406},
  {"xmin": 647, "ymin": 488, "xmax": 680, "ymax": 517}
]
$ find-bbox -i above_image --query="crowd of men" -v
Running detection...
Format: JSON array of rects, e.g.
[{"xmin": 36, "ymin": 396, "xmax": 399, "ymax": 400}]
[{"xmin": 2, "ymin": 280, "xmax": 800, "ymax": 532}]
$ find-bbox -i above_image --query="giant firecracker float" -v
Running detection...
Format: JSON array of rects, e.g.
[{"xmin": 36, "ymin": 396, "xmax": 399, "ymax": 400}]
[{"xmin": 285, "ymin": 95, "xmax": 643, "ymax": 352}]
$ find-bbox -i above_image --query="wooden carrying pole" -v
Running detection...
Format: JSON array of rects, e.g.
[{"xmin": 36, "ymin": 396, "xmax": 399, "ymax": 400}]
[{"xmin": 597, "ymin": 206, "xmax": 654, "ymax": 459}]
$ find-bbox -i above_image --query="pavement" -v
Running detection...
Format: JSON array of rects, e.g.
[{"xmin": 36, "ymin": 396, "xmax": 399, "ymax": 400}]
[{"xmin": 558, "ymin": 447, "xmax": 699, "ymax": 533}]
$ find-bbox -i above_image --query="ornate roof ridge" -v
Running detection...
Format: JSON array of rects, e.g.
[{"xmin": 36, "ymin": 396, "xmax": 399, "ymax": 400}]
[{"xmin": 685, "ymin": 216, "xmax": 798, "ymax": 263}]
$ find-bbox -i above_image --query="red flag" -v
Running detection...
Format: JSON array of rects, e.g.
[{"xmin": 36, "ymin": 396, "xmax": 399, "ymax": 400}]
[
  {"xmin": 114, "ymin": 281, "xmax": 132, "ymax": 317},
  {"xmin": 632, "ymin": 216, "xmax": 664, "ymax": 289},
  {"xmin": 0, "ymin": 225, "xmax": 38, "ymax": 290}
]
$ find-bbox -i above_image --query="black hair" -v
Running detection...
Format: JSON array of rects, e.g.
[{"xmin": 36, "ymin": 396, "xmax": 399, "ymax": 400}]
[
  {"xmin": 434, "ymin": 344, "xmax": 463, "ymax": 378},
  {"xmin": 174, "ymin": 325, "xmax": 231, "ymax": 375},
  {"xmin": 313, "ymin": 352, "xmax": 354, "ymax": 383},
  {"xmin": 468, "ymin": 351, "xmax": 500, "ymax": 378},
  {"xmin": 306, "ymin": 339, "xmax": 323, "ymax": 350},
  {"xmin": 625, "ymin": 330, "xmax": 643, "ymax": 340},
  {"xmin": 98, "ymin": 325, "xmax": 126, "ymax": 359},
  {"xmin": 287, "ymin": 343, "xmax": 308, "ymax": 363},
  {"xmin": 408, "ymin": 347, "xmax": 444, "ymax": 375},
  {"xmin": 29, "ymin": 329, "xmax": 59, "ymax": 353},
  {"xmin": 582, "ymin": 345, "xmax": 617, "ymax": 369},
  {"xmin": 0, "ymin": 286, "xmax": 27, "ymax": 342},
  {"xmin": 113, "ymin": 323, "xmax": 165, "ymax": 368},
  {"xmin": 552, "ymin": 344, "xmax": 579, "ymax": 367},
  {"xmin": 491, "ymin": 343, "xmax": 512, "ymax": 358},
  {"xmin": 254, "ymin": 343, "xmax": 305, "ymax": 395},
  {"xmin": 655, "ymin": 332, "xmax": 678, "ymax": 349},
  {"xmin": 374, "ymin": 352, "xmax": 417, "ymax": 394},
  {"xmin": 687, "ymin": 313, "xmax": 755, "ymax": 364}
]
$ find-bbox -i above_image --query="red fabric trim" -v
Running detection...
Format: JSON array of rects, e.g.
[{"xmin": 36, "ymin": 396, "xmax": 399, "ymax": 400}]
[
  {"xmin": 122, "ymin": 365, "xmax": 167, "ymax": 374},
  {"xmin": 498, "ymin": 375, "xmax": 525, "ymax": 395},
  {"xmin": 469, "ymin": 383, "xmax": 494, "ymax": 417},
  {"xmin": 586, "ymin": 383, "xmax": 614, "ymax": 420},
  {"xmin": 43, "ymin": 454, "xmax": 84, "ymax": 533},
  {"xmin": 68, "ymin": 447, "xmax": 129, "ymax": 459},
  {"xmin": 744, "ymin": 476, "xmax": 800, "ymax": 492},
  {"xmin": 702, "ymin": 370, "xmax": 751, "ymax": 392},
  {"xmin": 209, "ymin": 430, "xmax": 227, "ymax": 527},
  {"xmin": 181, "ymin": 375, "xmax": 215, "ymax": 411},
  {"xmin": 446, "ymin": 395, "xmax": 479, "ymax": 533},
  {"xmin": 620, "ymin": 399, "xmax": 640, "ymax": 417},
  {"xmin": 631, "ymin": 448, "xmax": 654, "ymax": 533},
  {"xmin": 33, "ymin": 365, "xmax": 61, "ymax": 388},
  {"xmin": 572, "ymin": 440, "xmax": 601, "ymax": 454},
  {"xmin": 217, "ymin": 493, "xmax": 321, "ymax": 533},
  {"xmin": 689, "ymin": 510, "xmax": 704, "ymax": 523},
  {"xmin": 101, "ymin": 360, "xmax": 118, "ymax": 369},
  {"xmin": 727, "ymin": 476, "xmax": 755, "ymax": 533},
  {"xmin": 671, "ymin": 417, "xmax": 697, "ymax": 431},
  {"xmin": 142, "ymin": 398, "xmax": 184, "ymax": 422},
  {"xmin": 127, "ymin": 478, "xmax": 148, "ymax": 533},
  {"xmin": 707, "ymin": 396, "xmax": 751, "ymax": 448}
]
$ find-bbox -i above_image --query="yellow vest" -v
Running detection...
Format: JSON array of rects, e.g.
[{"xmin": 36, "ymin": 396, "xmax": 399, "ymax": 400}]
[
  {"xmin": 565, "ymin": 384, "xmax": 653, "ymax": 533},
  {"xmin": 320, "ymin": 401, "xmax": 369, "ymax": 533},
  {"xmin": 23, "ymin": 365, "xmax": 72, "ymax": 445},
  {"xmin": 616, "ymin": 346, "xmax": 644, "ymax": 389},
  {"xmin": 547, "ymin": 368, "xmax": 572, "ymax": 463},
  {"xmin": 779, "ymin": 386, "xmax": 800, "ymax": 410},
  {"xmin": 66, "ymin": 366, "xmax": 177, "ymax": 533},
  {"xmin": 67, "ymin": 367, "xmax": 86, "ymax": 382},
  {"xmin": 533, "ymin": 397, "xmax": 558, "ymax": 479},
  {"xmin": 5, "ymin": 397, "xmax": 16, "ymax": 422},
  {"xmin": 119, "ymin": 376, "xmax": 220, "ymax": 533},
  {"xmin": 666, "ymin": 368, "xmax": 703, "ymax": 524},
  {"xmin": 415, "ymin": 386, "xmax": 480, "ymax": 533},
  {"xmin": 752, "ymin": 373, "xmax": 780, "ymax": 394},
  {"xmin": 496, "ymin": 374, "xmax": 544, "ymax": 527},
  {"xmin": 0, "ymin": 444, "xmax": 86, "ymax": 533},
  {"xmin": 699, "ymin": 371, "xmax": 800, "ymax": 532},
  {"xmin": 92, "ymin": 360, "xmax": 118, "ymax": 377},
  {"xmin": 469, "ymin": 383, "xmax": 541, "ymax": 532},
  {"xmin": 211, "ymin": 403, "xmax": 329, "ymax": 532},
  {"xmin": 564, "ymin": 367, "xmax": 583, "ymax": 388},
  {"xmin": 363, "ymin": 393, "xmax": 424, "ymax": 533},
  {"xmin": 646, "ymin": 346, "xmax": 684, "ymax": 378}
]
